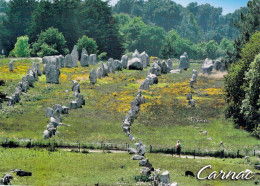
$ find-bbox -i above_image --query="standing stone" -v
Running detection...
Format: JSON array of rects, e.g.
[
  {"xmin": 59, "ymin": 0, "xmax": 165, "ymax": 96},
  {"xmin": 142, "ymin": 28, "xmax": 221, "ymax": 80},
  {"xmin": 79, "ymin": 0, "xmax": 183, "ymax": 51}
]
[
  {"xmin": 46, "ymin": 107, "xmax": 54, "ymax": 118},
  {"xmin": 114, "ymin": 60, "xmax": 123, "ymax": 71},
  {"xmin": 146, "ymin": 53, "xmax": 150, "ymax": 66},
  {"xmin": 62, "ymin": 106, "xmax": 69, "ymax": 114},
  {"xmin": 161, "ymin": 61, "xmax": 169, "ymax": 74},
  {"xmin": 26, "ymin": 69, "xmax": 35, "ymax": 87},
  {"xmin": 147, "ymin": 74, "xmax": 158, "ymax": 85},
  {"xmin": 59, "ymin": 55, "xmax": 65, "ymax": 68},
  {"xmin": 81, "ymin": 48, "xmax": 88, "ymax": 60},
  {"xmin": 189, "ymin": 99, "xmax": 195, "ymax": 107},
  {"xmin": 107, "ymin": 61, "xmax": 115, "ymax": 73},
  {"xmin": 89, "ymin": 68, "xmax": 97, "ymax": 84},
  {"xmin": 159, "ymin": 171, "xmax": 171, "ymax": 185},
  {"xmin": 71, "ymin": 45, "xmax": 78, "ymax": 67},
  {"xmin": 139, "ymin": 79, "xmax": 150, "ymax": 90},
  {"xmin": 46, "ymin": 63, "xmax": 60, "ymax": 84},
  {"xmin": 69, "ymin": 101, "xmax": 78, "ymax": 109},
  {"xmin": 150, "ymin": 62, "xmax": 161, "ymax": 76},
  {"xmin": 121, "ymin": 55, "xmax": 128, "ymax": 69},
  {"xmin": 97, "ymin": 67, "xmax": 103, "ymax": 79},
  {"xmin": 65, "ymin": 54, "xmax": 73, "ymax": 68},
  {"xmin": 9, "ymin": 60, "xmax": 14, "ymax": 72},
  {"xmin": 183, "ymin": 52, "xmax": 189, "ymax": 68},
  {"xmin": 140, "ymin": 52, "xmax": 148, "ymax": 68},
  {"xmin": 128, "ymin": 58, "xmax": 143, "ymax": 70},
  {"xmin": 80, "ymin": 54, "xmax": 89, "ymax": 67},
  {"xmin": 72, "ymin": 80, "xmax": 80, "ymax": 93},
  {"xmin": 202, "ymin": 58, "xmax": 214, "ymax": 75},
  {"xmin": 100, "ymin": 62, "xmax": 108, "ymax": 77},
  {"xmin": 89, "ymin": 54, "xmax": 97, "ymax": 65},
  {"xmin": 36, "ymin": 63, "xmax": 42, "ymax": 76},
  {"xmin": 179, "ymin": 55, "xmax": 188, "ymax": 70},
  {"xmin": 132, "ymin": 49, "xmax": 140, "ymax": 59},
  {"xmin": 167, "ymin": 59, "xmax": 173, "ymax": 70}
]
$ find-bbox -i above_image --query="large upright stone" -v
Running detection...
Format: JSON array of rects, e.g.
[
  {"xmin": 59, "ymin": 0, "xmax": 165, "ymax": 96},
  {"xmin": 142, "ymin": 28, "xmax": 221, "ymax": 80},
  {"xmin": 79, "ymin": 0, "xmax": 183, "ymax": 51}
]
[
  {"xmin": 89, "ymin": 68, "xmax": 97, "ymax": 84},
  {"xmin": 159, "ymin": 171, "xmax": 171, "ymax": 185},
  {"xmin": 97, "ymin": 67, "xmax": 103, "ymax": 79},
  {"xmin": 114, "ymin": 60, "xmax": 123, "ymax": 71},
  {"xmin": 36, "ymin": 63, "xmax": 42, "ymax": 76},
  {"xmin": 128, "ymin": 58, "xmax": 143, "ymax": 70},
  {"xmin": 81, "ymin": 48, "xmax": 88, "ymax": 60},
  {"xmin": 72, "ymin": 80, "xmax": 80, "ymax": 93},
  {"xmin": 213, "ymin": 60, "xmax": 222, "ymax": 71},
  {"xmin": 179, "ymin": 55, "xmax": 188, "ymax": 70},
  {"xmin": 167, "ymin": 59, "xmax": 173, "ymax": 70},
  {"xmin": 140, "ymin": 52, "xmax": 148, "ymax": 68},
  {"xmin": 161, "ymin": 61, "xmax": 169, "ymax": 74},
  {"xmin": 100, "ymin": 62, "xmax": 108, "ymax": 77},
  {"xmin": 132, "ymin": 49, "xmax": 140, "ymax": 59},
  {"xmin": 202, "ymin": 58, "xmax": 214, "ymax": 75},
  {"xmin": 121, "ymin": 55, "xmax": 128, "ymax": 69},
  {"xmin": 146, "ymin": 53, "xmax": 150, "ymax": 66},
  {"xmin": 80, "ymin": 54, "xmax": 89, "ymax": 67},
  {"xmin": 89, "ymin": 54, "xmax": 97, "ymax": 65},
  {"xmin": 150, "ymin": 62, "xmax": 161, "ymax": 76},
  {"xmin": 59, "ymin": 55, "xmax": 65, "ymax": 68},
  {"xmin": 65, "ymin": 54, "xmax": 73, "ymax": 68},
  {"xmin": 71, "ymin": 45, "xmax": 78, "ymax": 67},
  {"xmin": 9, "ymin": 60, "xmax": 14, "ymax": 72},
  {"xmin": 46, "ymin": 62, "xmax": 60, "ymax": 84}
]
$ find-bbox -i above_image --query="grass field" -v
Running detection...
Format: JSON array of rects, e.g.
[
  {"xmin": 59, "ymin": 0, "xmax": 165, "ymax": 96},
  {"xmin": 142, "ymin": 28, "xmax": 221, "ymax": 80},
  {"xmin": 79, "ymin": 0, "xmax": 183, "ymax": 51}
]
[
  {"xmin": 0, "ymin": 148, "xmax": 259, "ymax": 185},
  {"xmin": 0, "ymin": 59, "xmax": 258, "ymax": 154}
]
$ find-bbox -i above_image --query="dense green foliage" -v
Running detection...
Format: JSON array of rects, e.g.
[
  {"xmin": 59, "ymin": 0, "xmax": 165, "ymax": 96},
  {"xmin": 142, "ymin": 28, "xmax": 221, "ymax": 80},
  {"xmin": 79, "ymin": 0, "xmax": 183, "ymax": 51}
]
[
  {"xmin": 77, "ymin": 36, "xmax": 98, "ymax": 56},
  {"xmin": 113, "ymin": 0, "xmax": 246, "ymax": 43},
  {"xmin": 0, "ymin": 0, "xmax": 124, "ymax": 58},
  {"xmin": 225, "ymin": 0, "xmax": 260, "ymax": 65},
  {"xmin": 11, "ymin": 36, "xmax": 31, "ymax": 57},
  {"xmin": 32, "ymin": 27, "xmax": 69, "ymax": 57},
  {"xmin": 115, "ymin": 14, "xmax": 165, "ymax": 56},
  {"xmin": 224, "ymin": 32, "xmax": 260, "ymax": 135}
]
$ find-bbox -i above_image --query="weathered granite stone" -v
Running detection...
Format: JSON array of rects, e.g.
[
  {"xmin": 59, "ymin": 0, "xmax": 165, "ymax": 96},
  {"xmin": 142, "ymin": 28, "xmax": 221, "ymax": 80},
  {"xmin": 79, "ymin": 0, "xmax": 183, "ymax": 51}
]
[
  {"xmin": 71, "ymin": 45, "xmax": 79, "ymax": 67},
  {"xmin": 53, "ymin": 104, "xmax": 63, "ymax": 113},
  {"xmin": 132, "ymin": 155, "xmax": 145, "ymax": 160},
  {"xmin": 213, "ymin": 60, "xmax": 221, "ymax": 71},
  {"xmin": 147, "ymin": 74, "xmax": 158, "ymax": 85},
  {"xmin": 72, "ymin": 80, "xmax": 80, "ymax": 93},
  {"xmin": 107, "ymin": 61, "xmax": 114, "ymax": 74},
  {"xmin": 89, "ymin": 68, "xmax": 97, "ymax": 84},
  {"xmin": 170, "ymin": 69, "xmax": 182, "ymax": 74},
  {"xmin": 161, "ymin": 60, "xmax": 169, "ymax": 74},
  {"xmin": 62, "ymin": 106, "xmax": 69, "ymax": 114},
  {"xmin": 167, "ymin": 59, "xmax": 173, "ymax": 70},
  {"xmin": 45, "ymin": 63, "xmax": 60, "ymax": 84},
  {"xmin": 59, "ymin": 55, "xmax": 65, "ymax": 68},
  {"xmin": 179, "ymin": 55, "xmax": 188, "ymax": 70},
  {"xmin": 65, "ymin": 54, "xmax": 73, "ymax": 68},
  {"xmin": 186, "ymin": 93, "xmax": 192, "ymax": 100},
  {"xmin": 202, "ymin": 58, "xmax": 214, "ymax": 75},
  {"xmin": 89, "ymin": 54, "xmax": 97, "ymax": 65},
  {"xmin": 81, "ymin": 48, "xmax": 88, "ymax": 60},
  {"xmin": 146, "ymin": 53, "xmax": 150, "ymax": 66},
  {"xmin": 9, "ymin": 60, "xmax": 14, "ymax": 72},
  {"xmin": 139, "ymin": 78, "xmax": 150, "ymax": 90},
  {"xmin": 139, "ymin": 158, "xmax": 152, "ymax": 168},
  {"xmin": 75, "ymin": 93, "xmax": 85, "ymax": 108},
  {"xmin": 36, "ymin": 63, "xmax": 42, "ymax": 76},
  {"xmin": 114, "ymin": 60, "xmax": 123, "ymax": 71},
  {"xmin": 141, "ymin": 167, "xmax": 151, "ymax": 176},
  {"xmin": 121, "ymin": 55, "xmax": 128, "ymax": 69},
  {"xmin": 26, "ymin": 70, "xmax": 35, "ymax": 87},
  {"xmin": 69, "ymin": 101, "xmax": 78, "ymax": 109},
  {"xmin": 159, "ymin": 171, "xmax": 171, "ymax": 185},
  {"xmin": 132, "ymin": 49, "xmax": 140, "ymax": 59},
  {"xmin": 97, "ymin": 67, "xmax": 103, "ymax": 79},
  {"xmin": 100, "ymin": 62, "xmax": 108, "ymax": 76},
  {"xmin": 80, "ymin": 54, "xmax": 89, "ymax": 67},
  {"xmin": 128, "ymin": 58, "xmax": 143, "ymax": 70},
  {"xmin": 46, "ymin": 107, "xmax": 53, "ymax": 118},
  {"xmin": 188, "ymin": 99, "xmax": 195, "ymax": 107},
  {"xmin": 128, "ymin": 148, "xmax": 138, "ymax": 154},
  {"xmin": 140, "ymin": 52, "xmax": 148, "ymax": 68}
]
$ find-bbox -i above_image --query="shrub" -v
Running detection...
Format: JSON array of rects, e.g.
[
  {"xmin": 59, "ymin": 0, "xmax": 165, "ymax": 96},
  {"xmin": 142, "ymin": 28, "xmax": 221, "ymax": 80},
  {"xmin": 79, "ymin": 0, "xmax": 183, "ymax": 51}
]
[
  {"xmin": 32, "ymin": 27, "xmax": 69, "ymax": 57},
  {"xmin": 225, "ymin": 31, "xmax": 260, "ymax": 131},
  {"xmin": 98, "ymin": 52, "xmax": 107, "ymax": 60},
  {"xmin": 77, "ymin": 35, "xmax": 98, "ymax": 56},
  {"xmin": 11, "ymin": 36, "xmax": 31, "ymax": 57}
]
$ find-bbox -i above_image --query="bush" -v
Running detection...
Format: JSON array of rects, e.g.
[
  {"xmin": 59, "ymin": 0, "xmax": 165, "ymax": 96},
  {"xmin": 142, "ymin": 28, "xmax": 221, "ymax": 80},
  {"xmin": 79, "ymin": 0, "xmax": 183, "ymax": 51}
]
[
  {"xmin": 11, "ymin": 36, "xmax": 31, "ymax": 57},
  {"xmin": 225, "ymin": 31, "xmax": 260, "ymax": 131},
  {"xmin": 77, "ymin": 35, "xmax": 98, "ymax": 56},
  {"xmin": 32, "ymin": 27, "xmax": 69, "ymax": 57},
  {"xmin": 98, "ymin": 52, "xmax": 107, "ymax": 60}
]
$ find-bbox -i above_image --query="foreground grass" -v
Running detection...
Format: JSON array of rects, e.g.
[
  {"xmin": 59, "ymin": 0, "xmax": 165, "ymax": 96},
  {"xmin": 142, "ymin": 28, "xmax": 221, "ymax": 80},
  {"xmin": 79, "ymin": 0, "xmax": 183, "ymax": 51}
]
[
  {"xmin": 0, "ymin": 148, "xmax": 259, "ymax": 185},
  {"xmin": 0, "ymin": 59, "xmax": 259, "ymax": 154}
]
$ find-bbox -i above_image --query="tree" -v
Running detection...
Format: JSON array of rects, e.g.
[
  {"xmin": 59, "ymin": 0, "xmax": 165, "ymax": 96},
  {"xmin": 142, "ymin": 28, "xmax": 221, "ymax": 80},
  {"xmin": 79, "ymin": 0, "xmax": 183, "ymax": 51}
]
[
  {"xmin": 205, "ymin": 40, "xmax": 218, "ymax": 59},
  {"xmin": 0, "ymin": 0, "xmax": 36, "ymax": 54},
  {"xmin": 11, "ymin": 36, "xmax": 30, "ymax": 57},
  {"xmin": 77, "ymin": 35, "xmax": 98, "ymax": 55},
  {"xmin": 241, "ymin": 53, "xmax": 260, "ymax": 137},
  {"xmin": 224, "ymin": 31, "xmax": 260, "ymax": 131},
  {"xmin": 32, "ymin": 27, "xmax": 69, "ymax": 57},
  {"xmin": 0, "ymin": 0, "xmax": 8, "ymax": 13},
  {"xmin": 79, "ymin": 0, "xmax": 124, "ymax": 58}
]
